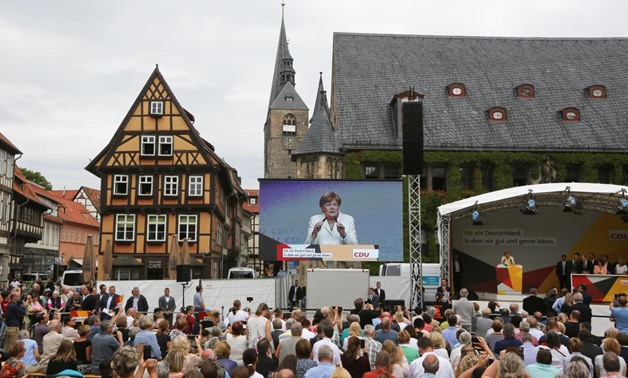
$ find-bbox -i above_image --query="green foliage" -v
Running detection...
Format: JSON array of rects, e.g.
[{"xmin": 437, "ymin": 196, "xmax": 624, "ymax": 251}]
[
  {"xmin": 345, "ymin": 150, "xmax": 628, "ymax": 263},
  {"xmin": 20, "ymin": 168, "xmax": 53, "ymax": 190}
]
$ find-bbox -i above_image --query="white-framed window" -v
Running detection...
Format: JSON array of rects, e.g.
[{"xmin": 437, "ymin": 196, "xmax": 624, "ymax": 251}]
[
  {"xmin": 164, "ymin": 176, "xmax": 179, "ymax": 196},
  {"xmin": 0, "ymin": 150, "xmax": 6, "ymax": 176},
  {"xmin": 188, "ymin": 176, "xmax": 203, "ymax": 197},
  {"xmin": 159, "ymin": 136, "xmax": 173, "ymax": 156},
  {"xmin": 115, "ymin": 214, "xmax": 135, "ymax": 242},
  {"xmin": 150, "ymin": 101, "xmax": 164, "ymax": 116},
  {"xmin": 113, "ymin": 175, "xmax": 128, "ymax": 195},
  {"xmin": 178, "ymin": 215, "xmax": 197, "ymax": 242},
  {"xmin": 249, "ymin": 197, "xmax": 257, "ymax": 205},
  {"xmin": 141, "ymin": 135, "xmax": 156, "ymax": 156},
  {"xmin": 138, "ymin": 175, "xmax": 153, "ymax": 196},
  {"xmin": 147, "ymin": 214, "xmax": 167, "ymax": 242}
]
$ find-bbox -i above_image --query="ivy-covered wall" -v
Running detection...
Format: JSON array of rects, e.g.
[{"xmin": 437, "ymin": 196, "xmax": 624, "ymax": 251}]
[{"xmin": 346, "ymin": 150, "xmax": 628, "ymax": 269}]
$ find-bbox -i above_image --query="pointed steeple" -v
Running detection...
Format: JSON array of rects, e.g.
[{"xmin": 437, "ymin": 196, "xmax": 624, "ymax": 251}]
[
  {"xmin": 311, "ymin": 72, "xmax": 330, "ymax": 122},
  {"xmin": 295, "ymin": 73, "xmax": 339, "ymax": 155},
  {"xmin": 269, "ymin": 3, "xmax": 296, "ymax": 106}
]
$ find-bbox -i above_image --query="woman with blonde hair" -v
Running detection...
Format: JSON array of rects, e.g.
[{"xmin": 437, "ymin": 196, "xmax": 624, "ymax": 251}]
[
  {"xmin": 381, "ymin": 340, "xmax": 409, "ymax": 378},
  {"xmin": 595, "ymin": 338, "xmax": 627, "ymax": 377},
  {"xmin": 330, "ymin": 366, "xmax": 352, "ymax": 378},
  {"xmin": 455, "ymin": 354, "xmax": 479, "ymax": 378},
  {"xmin": 167, "ymin": 349, "xmax": 186, "ymax": 378},
  {"xmin": 428, "ymin": 332, "xmax": 449, "ymax": 360},
  {"xmin": 342, "ymin": 322, "xmax": 362, "ymax": 350},
  {"xmin": 215, "ymin": 340, "xmax": 238, "ymax": 375},
  {"xmin": 398, "ymin": 330, "xmax": 419, "ymax": 364},
  {"xmin": 46, "ymin": 339, "xmax": 78, "ymax": 375},
  {"xmin": 170, "ymin": 335, "xmax": 202, "ymax": 374}
]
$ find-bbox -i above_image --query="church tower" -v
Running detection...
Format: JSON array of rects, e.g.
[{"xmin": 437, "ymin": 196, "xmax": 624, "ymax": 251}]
[{"xmin": 264, "ymin": 4, "xmax": 308, "ymax": 178}]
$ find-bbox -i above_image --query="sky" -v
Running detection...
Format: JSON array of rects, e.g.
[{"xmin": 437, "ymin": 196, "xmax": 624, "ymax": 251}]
[{"xmin": 2, "ymin": 1, "xmax": 628, "ymax": 191}]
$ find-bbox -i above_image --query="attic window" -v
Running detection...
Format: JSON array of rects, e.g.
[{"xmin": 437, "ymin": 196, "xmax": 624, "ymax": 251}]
[
  {"xmin": 587, "ymin": 85, "xmax": 607, "ymax": 99},
  {"xmin": 561, "ymin": 108, "xmax": 581, "ymax": 122},
  {"xmin": 516, "ymin": 84, "xmax": 535, "ymax": 98},
  {"xmin": 285, "ymin": 96, "xmax": 294, "ymax": 102},
  {"xmin": 448, "ymin": 83, "xmax": 466, "ymax": 97},
  {"xmin": 150, "ymin": 101, "xmax": 164, "ymax": 117},
  {"xmin": 487, "ymin": 107, "xmax": 507, "ymax": 122}
]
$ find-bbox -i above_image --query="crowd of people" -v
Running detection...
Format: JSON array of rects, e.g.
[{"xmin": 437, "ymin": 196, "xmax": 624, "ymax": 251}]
[{"xmin": 0, "ymin": 277, "xmax": 627, "ymax": 378}]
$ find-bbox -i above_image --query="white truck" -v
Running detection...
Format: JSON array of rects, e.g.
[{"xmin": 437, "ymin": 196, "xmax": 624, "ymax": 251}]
[
  {"xmin": 376, "ymin": 263, "xmax": 441, "ymax": 306},
  {"xmin": 306, "ymin": 268, "xmax": 370, "ymax": 310}
]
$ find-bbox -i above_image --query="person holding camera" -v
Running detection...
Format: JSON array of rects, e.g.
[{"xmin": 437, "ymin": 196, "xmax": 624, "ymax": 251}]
[{"xmin": 610, "ymin": 292, "xmax": 628, "ymax": 333}]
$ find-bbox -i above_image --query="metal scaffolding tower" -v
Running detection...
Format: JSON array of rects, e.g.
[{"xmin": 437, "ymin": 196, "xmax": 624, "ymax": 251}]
[{"xmin": 408, "ymin": 175, "xmax": 423, "ymax": 310}]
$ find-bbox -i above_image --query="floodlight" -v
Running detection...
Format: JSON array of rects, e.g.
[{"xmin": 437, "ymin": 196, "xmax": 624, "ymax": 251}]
[
  {"xmin": 617, "ymin": 198, "xmax": 628, "ymax": 215},
  {"xmin": 562, "ymin": 187, "xmax": 583, "ymax": 214},
  {"xmin": 521, "ymin": 189, "xmax": 537, "ymax": 215},
  {"xmin": 472, "ymin": 210, "xmax": 483, "ymax": 225}
]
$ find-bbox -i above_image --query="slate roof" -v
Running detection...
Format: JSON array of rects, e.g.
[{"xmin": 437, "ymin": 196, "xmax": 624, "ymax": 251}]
[
  {"xmin": 269, "ymin": 82, "xmax": 308, "ymax": 111},
  {"xmin": 268, "ymin": 15, "xmax": 295, "ymax": 107},
  {"xmin": 331, "ymin": 33, "xmax": 628, "ymax": 152},
  {"xmin": 295, "ymin": 75, "xmax": 339, "ymax": 155}
]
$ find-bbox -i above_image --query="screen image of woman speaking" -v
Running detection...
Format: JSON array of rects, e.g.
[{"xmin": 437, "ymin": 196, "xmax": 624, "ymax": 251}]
[{"xmin": 305, "ymin": 191, "xmax": 358, "ymax": 245}]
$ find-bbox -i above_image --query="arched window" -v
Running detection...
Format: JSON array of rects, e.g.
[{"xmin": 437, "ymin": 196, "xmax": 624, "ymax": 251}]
[
  {"xmin": 282, "ymin": 114, "xmax": 296, "ymax": 136},
  {"xmin": 587, "ymin": 85, "xmax": 607, "ymax": 99},
  {"xmin": 487, "ymin": 107, "xmax": 507, "ymax": 122},
  {"xmin": 560, "ymin": 107, "xmax": 581, "ymax": 122},
  {"xmin": 447, "ymin": 83, "xmax": 466, "ymax": 97},
  {"xmin": 515, "ymin": 84, "xmax": 535, "ymax": 98}
]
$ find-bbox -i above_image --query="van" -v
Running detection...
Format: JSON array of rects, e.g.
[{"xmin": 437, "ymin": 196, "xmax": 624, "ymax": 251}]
[
  {"xmin": 21, "ymin": 273, "xmax": 49, "ymax": 285},
  {"xmin": 379, "ymin": 263, "xmax": 441, "ymax": 301},
  {"xmin": 227, "ymin": 267, "xmax": 255, "ymax": 279},
  {"xmin": 62, "ymin": 270, "xmax": 84, "ymax": 291}
]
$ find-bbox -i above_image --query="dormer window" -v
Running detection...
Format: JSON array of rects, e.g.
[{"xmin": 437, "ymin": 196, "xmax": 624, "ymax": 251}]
[
  {"xmin": 448, "ymin": 83, "xmax": 466, "ymax": 97},
  {"xmin": 150, "ymin": 101, "xmax": 164, "ymax": 117},
  {"xmin": 487, "ymin": 107, "xmax": 507, "ymax": 122},
  {"xmin": 587, "ymin": 85, "xmax": 607, "ymax": 99},
  {"xmin": 560, "ymin": 107, "xmax": 581, "ymax": 122},
  {"xmin": 516, "ymin": 84, "xmax": 535, "ymax": 98},
  {"xmin": 285, "ymin": 96, "xmax": 294, "ymax": 102}
]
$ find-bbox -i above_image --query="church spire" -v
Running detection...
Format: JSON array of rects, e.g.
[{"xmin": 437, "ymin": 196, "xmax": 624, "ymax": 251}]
[
  {"xmin": 312, "ymin": 72, "xmax": 330, "ymax": 120},
  {"xmin": 269, "ymin": 2, "xmax": 296, "ymax": 106}
]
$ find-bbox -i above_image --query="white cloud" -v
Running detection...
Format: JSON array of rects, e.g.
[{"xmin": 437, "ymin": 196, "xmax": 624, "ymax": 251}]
[{"xmin": 1, "ymin": 0, "xmax": 627, "ymax": 191}]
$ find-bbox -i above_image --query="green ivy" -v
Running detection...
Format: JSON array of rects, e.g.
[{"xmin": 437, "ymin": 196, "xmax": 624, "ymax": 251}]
[{"xmin": 345, "ymin": 150, "xmax": 628, "ymax": 263}]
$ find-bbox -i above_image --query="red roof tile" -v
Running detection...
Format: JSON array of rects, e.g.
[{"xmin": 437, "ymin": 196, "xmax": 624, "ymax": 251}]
[
  {"xmin": 0, "ymin": 132, "xmax": 21, "ymax": 155},
  {"xmin": 243, "ymin": 189, "xmax": 259, "ymax": 213}
]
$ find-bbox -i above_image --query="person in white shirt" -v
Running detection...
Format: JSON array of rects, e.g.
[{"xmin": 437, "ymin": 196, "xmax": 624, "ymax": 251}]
[
  {"xmin": 227, "ymin": 299, "xmax": 249, "ymax": 327},
  {"xmin": 616, "ymin": 258, "xmax": 628, "ymax": 275},
  {"xmin": 311, "ymin": 324, "xmax": 343, "ymax": 365},
  {"xmin": 452, "ymin": 289, "xmax": 475, "ymax": 330},
  {"xmin": 409, "ymin": 337, "xmax": 454, "ymax": 378}
]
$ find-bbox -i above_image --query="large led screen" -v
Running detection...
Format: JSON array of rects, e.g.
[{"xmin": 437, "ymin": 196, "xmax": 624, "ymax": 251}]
[{"xmin": 259, "ymin": 180, "xmax": 403, "ymax": 262}]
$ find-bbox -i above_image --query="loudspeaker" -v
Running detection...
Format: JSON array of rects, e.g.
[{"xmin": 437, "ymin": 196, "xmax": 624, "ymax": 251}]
[
  {"xmin": 176, "ymin": 265, "xmax": 191, "ymax": 283},
  {"xmin": 402, "ymin": 101, "xmax": 424, "ymax": 175},
  {"xmin": 383, "ymin": 299, "xmax": 405, "ymax": 308}
]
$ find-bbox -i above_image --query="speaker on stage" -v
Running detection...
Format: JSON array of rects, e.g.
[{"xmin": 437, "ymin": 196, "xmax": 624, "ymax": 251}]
[
  {"xmin": 176, "ymin": 265, "xmax": 191, "ymax": 283},
  {"xmin": 383, "ymin": 299, "xmax": 405, "ymax": 309},
  {"xmin": 402, "ymin": 101, "xmax": 424, "ymax": 175}
]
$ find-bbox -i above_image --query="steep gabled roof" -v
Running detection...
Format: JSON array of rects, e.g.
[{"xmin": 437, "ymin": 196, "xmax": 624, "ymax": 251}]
[
  {"xmin": 295, "ymin": 76, "xmax": 339, "ymax": 155},
  {"xmin": 13, "ymin": 166, "xmax": 50, "ymax": 209},
  {"xmin": 270, "ymin": 82, "xmax": 308, "ymax": 111},
  {"xmin": 332, "ymin": 34, "xmax": 628, "ymax": 152},
  {"xmin": 0, "ymin": 132, "xmax": 21, "ymax": 155},
  {"xmin": 268, "ymin": 10, "xmax": 294, "ymax": 107},
  {"xmin": 86, "ymin": 66, "xmax": 219, "ymax": 175}
]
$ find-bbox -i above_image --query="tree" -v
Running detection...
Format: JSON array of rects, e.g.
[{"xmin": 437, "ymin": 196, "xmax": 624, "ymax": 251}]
[{"xmin": 20, "ymin": 168, "xmax": 53, "ymax": 190}]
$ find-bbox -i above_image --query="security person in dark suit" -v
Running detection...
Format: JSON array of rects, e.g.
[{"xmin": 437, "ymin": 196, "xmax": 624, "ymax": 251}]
[
  {"xmin": 556, "ymin": 254, "xmax": 574, "ymax": 290},
  {"xmin": 288, "ymin": 280, "xmax": 303, "ymax": 310},
  {"xmin": 98, "ymin": 285, "xmax": 121, "ymax": 320}
]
